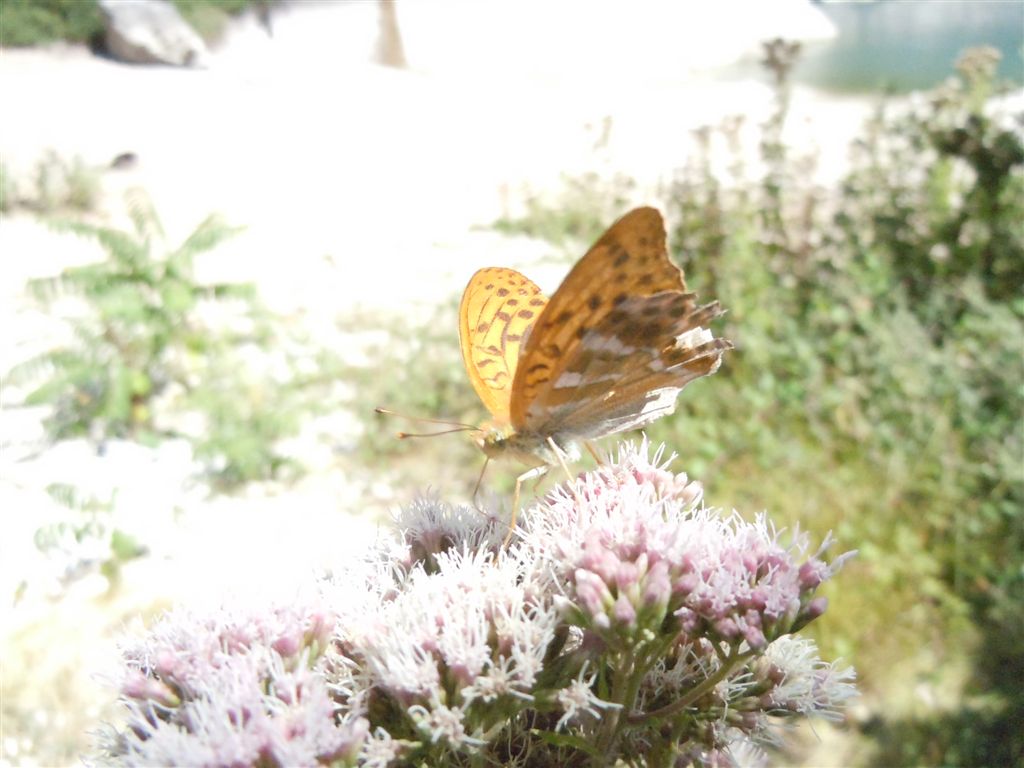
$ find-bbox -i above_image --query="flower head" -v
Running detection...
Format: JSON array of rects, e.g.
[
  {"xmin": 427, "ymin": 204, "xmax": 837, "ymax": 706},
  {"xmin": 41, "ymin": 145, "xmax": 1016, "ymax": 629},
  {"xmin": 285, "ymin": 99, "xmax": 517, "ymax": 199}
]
[
  {"xmin": 98, "ymin": 440, "xmax": 857, "ymax": 767},
  {"xmin": 523, "ymin": 441, "xmax": 852, "ymax": 651},
  {"xmin": 97, "ymin": 598, "xmax": 367, "ymax": 766}
]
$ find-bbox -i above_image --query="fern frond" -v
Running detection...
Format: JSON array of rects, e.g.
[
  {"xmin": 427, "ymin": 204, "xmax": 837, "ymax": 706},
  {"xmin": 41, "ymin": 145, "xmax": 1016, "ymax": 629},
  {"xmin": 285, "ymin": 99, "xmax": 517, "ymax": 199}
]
[
  {"xmin": 170, "ymin": 214, "xmax": 244, "ymax": 274},
  {"xmin": 49, "ymin": 219, "xmax": 147, "ymax": 268},
  {"xmin": 26, "ymin": 274, "xmax": 71, "ymax": 303},
  {"xmin": 125, "ymin": 188, "xmax": 164, "ymax": 241},
  {"xmin": 6, "ymin": 351, "xmax": 60, "ymax": 388}
]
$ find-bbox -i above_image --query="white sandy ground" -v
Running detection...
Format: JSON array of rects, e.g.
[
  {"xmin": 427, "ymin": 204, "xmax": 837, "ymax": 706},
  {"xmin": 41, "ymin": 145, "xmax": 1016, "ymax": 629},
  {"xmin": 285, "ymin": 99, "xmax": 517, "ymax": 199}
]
[{"xmin": 0, "ymin": 1, "xmax": 880, "ymax": 763}]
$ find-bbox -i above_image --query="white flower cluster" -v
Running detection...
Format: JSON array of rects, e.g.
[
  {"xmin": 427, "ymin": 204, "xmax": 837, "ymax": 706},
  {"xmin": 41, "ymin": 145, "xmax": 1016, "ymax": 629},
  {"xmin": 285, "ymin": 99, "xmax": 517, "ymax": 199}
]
[{"xmin": 98, "ymin": 441, "xmax": 857, "ymax": 767}]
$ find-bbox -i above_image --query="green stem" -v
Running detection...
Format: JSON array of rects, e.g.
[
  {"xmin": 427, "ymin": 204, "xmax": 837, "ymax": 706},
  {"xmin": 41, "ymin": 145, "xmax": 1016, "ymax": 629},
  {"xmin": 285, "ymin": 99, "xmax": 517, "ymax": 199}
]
[
  {"xmin": 592, "ymin": 653, "xmax": 633, "ymax": 765},
  {"xmin": 592, "ymin": 635, "xmax": 677, "ymax": 765},
  {"xmin": 625, "ymin": 646, "xmax": 754, "ymax": 726}
]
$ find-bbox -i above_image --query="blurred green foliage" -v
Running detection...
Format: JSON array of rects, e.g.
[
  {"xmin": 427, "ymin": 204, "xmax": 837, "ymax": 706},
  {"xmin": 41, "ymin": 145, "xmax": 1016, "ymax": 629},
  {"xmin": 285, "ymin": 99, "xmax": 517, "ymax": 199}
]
[
  {"xmin": 13, "ymin": 193, "xmax": 248, "ymax": 440},
  {"xmin": 173, "ymin": 0, "xmax": 271, "ymax": 44},
  {"xmin": 0, "ymin": 0, "xmax": 270, "ymax": 48},
  {"xmin": 493, "ymin": 172, "xmax": 637, "ymax": 247},
  {"xmin": 7, "ymin": 192, "xmax": 310, "ymax": 488},
  {"xmin": 29, "ymin": 482, "xmax": 146, "ymax": 595},
  {"xmin": 345, "ymin": 302, "xmax": 484, "ymax": 485},
  {"xmin": 0, "ymin": 0, "xmax": 104, "ymax": 47},
  {"xmin": 0, "ymin": 162, "xmax": 12, "ymax": 212},
  {"xmin": 0, "ymin": 151, "xmax": 100, "ymax": 215},
  {"xmin": 488, "ymin": 43, "xmax": 1023, "ymax": 767},
  {"xmin": 189, "ymin": 356, "xmax": 303, "ymax": 490}
]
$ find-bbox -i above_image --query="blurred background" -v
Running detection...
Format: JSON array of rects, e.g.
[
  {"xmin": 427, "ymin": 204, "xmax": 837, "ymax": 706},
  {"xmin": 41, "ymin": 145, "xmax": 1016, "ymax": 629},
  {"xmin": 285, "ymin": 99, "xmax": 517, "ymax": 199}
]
[{"xmin": 1, "ymin": 0, "xmax": 1021, "ymax": 765}]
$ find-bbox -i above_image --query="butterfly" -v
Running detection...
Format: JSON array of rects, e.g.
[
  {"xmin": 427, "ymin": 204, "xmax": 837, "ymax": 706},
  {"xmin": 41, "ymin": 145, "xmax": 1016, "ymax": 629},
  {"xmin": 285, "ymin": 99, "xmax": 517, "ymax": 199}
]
[{"xmin": 458, "ymin": 206, "xmax": 732, "ymax": 519}]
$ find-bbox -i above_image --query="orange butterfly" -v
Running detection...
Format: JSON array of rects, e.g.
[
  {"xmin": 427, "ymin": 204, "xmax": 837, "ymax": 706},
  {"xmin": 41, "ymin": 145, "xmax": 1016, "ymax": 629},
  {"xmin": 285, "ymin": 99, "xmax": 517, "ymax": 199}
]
[{"xmin": 458, "ymin": 207, "xmax": 732, "ymax": 519}]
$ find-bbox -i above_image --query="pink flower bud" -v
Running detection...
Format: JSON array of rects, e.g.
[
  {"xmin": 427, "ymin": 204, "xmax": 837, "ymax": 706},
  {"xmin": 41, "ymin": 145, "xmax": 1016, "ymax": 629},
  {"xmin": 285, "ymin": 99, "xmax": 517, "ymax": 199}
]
[
  {"xmin": 743, "ymin": 624, "xmax": 767, "ymax": 650},
  {"xmin": 272, "ymin": 631, "xmax": 303, "ymax": 658},
  {"xmin": 714, "ymin": 617, "xmax": 740, "ymax": 640},
  {"xmin": 614, "ymin": 560, "xmax": 640, "ymax": 591},
  {"xmin": 580, "ymin": 532, "xmax": 621, "ymax": 583},
  {"xmin": 674, "ymin": 572, "xmax": 699, "ymax": 596},
  {"xmin": 154, "ymin": 649, "xmax": 180, "ymax": 679},
  {"xmin": 574, "ymin": 568, "xmax": 613, "ymax": 619},
  {"xmin": 613, "ymin": 594, "xmax": 637, "ymax": 628},
  {"xmin": 123, "ymin": 672, "xmax": 180, "ymax": 708},
  {"xmin": 799, "ymin": 560, "xmax": 826, "ymax": 590},
  {"xmin": 642, "ymin": 561, "xmax": 671, "ymax": 610},
  {"xmin": 806, "ymin": 596, "xmax": 828, "ymax": 619},
  {"xmin": 676, "ymin": 606, "xmax": 700, "ymax": 634}
]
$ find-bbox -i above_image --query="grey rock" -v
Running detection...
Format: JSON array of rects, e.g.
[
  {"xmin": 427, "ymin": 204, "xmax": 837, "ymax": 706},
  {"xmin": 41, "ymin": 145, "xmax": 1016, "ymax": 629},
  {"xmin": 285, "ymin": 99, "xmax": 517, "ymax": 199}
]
[{"xmin": 98, "ymin": 0, "xmax": 208, "ymax": 67}]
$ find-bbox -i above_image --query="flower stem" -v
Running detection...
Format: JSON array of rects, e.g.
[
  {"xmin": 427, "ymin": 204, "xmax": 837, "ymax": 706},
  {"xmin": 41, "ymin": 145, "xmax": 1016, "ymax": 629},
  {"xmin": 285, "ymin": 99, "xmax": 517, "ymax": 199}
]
[
  {"xmin": 625, "ymin": 646, "xmax": 754, "ymax": 726},
  {"xmin": 592, "ymin": 652, "xmax": 634, "ymax": 765}
]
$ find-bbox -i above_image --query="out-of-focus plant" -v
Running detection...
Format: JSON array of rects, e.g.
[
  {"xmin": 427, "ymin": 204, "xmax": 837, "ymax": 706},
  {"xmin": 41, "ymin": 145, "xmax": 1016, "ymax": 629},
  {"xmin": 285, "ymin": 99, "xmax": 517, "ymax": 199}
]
[
  {"xmin": 494, "ymin": 171, "xmax": 638, "ymax": 247},
  {"xmin": 345, "ymin": 301, "xmax": 480, "ymax": 463},
  {"xmin": 6, "ymin": 193, "xmax": 317, "ymax": 489},
  {"xmin": 187, "ymin": 360, "xmax": 303, "ymax": 489},
  {"xmin": 0, "ymin": 161, "xmax": 13, "ymax": 212},
  {"xmin": 173, "ymin": 0, "xmax": 274, "ymax": 44},
  {"xmin": 0, "ymin": 0, "xmax": 272, "ymax": 48},
  {"xmin": 25, "ymin": 482, "xmax": 146, "ymax": 597},
  {"xmin": 839, "ymin": 46, "xmax": 1023, "ymax": 308},
  {"xmin": 0, "ymin": 0, "xmax": 104, "ymax": 47},
  {"xmin": 1, "ymin": 150, "xmax": 103, "ymax": 214},
  {"xmin": 96, "ymin": 443, "xmax": 856, "ymax": 767},
  {"xmin": 10, "ymin": 193, "xmax": 252, "ymax": 441}
]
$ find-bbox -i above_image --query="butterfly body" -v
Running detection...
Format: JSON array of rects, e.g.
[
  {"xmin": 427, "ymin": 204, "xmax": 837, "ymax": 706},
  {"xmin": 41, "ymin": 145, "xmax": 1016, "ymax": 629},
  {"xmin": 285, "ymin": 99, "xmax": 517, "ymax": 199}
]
[{"xmin": 460, "ymin": 207, "xmax": 731, "ymax": 468}]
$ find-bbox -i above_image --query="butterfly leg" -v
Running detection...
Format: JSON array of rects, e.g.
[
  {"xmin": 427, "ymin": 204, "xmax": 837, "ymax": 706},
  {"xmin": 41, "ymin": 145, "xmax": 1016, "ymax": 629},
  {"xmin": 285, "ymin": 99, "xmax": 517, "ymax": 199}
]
[
  {"xmin": 547, "ymin": 436, "xmax": 576, "ymax": 483},
  {"xmin": 471, "ymin": 457, "xmax": 491, "ymax": 508},
  {"xmin": 547, "ymin": 436, "xmax": 585, "ymax": 512},
  {"xmin": 584, "ymin": 440, "xmax": 606, "ymax": 466},
  {"xmin": 504, "ymin": 464, "xmax": 549, "ymax": 546}
]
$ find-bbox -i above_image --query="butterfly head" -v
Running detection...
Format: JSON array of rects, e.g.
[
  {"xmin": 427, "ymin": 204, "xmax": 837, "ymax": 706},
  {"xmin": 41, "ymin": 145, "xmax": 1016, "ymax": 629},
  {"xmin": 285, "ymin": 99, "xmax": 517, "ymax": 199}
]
[
  {"xmin": 474, "ymin": 421, "xmax": 517, "ymax": 459},
  {"xmin": 474, "ymin": 421, "xmax": 578, "ymax": 469}
]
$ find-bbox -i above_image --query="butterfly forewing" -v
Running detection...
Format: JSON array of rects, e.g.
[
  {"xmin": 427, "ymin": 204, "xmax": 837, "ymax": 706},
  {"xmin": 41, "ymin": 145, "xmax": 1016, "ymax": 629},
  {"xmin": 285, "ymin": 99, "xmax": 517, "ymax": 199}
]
[
  {"xmin": 510, "ymin": 207, "xmax": 699, "ymax": 430},
  {"xmin": 459, "ymin": 267, "xmax": 547, "ymax": 423}
]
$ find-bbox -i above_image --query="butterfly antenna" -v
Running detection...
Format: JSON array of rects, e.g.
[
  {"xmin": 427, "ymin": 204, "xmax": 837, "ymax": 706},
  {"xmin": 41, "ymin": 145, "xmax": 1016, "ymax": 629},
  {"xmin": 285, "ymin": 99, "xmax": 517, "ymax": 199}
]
[
  {"xmin": 375, "ymin": 407, "xmax": 479, "ymax": 438},
  {"xmin": 396, "ymin": 426, "xmax": 477, "ymax": 439}
]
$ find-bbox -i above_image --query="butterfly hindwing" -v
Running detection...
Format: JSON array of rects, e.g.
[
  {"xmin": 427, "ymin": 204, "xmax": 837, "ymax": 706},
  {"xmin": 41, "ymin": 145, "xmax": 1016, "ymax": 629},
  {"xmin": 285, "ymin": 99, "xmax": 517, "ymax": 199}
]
[
  {"xmin": 510, "ymin": 207, "xmax": 706, "ymax": 431},
  {"xmin": 543, "ymin": 293, "xmax": 733, "ymax": 438},
  {"xmin": 459, "ymin": 267, "xmax": 547, "ymax": 424}
]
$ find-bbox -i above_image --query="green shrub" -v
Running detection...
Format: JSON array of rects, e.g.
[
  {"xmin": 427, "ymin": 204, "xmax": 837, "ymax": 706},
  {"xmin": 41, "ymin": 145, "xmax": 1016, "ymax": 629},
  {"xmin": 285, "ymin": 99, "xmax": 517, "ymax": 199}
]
[
  {"xmin": 171, "ymin": 0, "xmax": 269, "ymax": 45},
  {"xmin": 6, "ymin": 193, "xmax": 317, "ymax": 489},
  {"xmin": 493, "ymin": 171, "xmax": 637, "ymax": 247},
  {"xmin": 0, "ymin": 0, "xmax": 104, "ymax": 47},
  {"xmin": 187, "ymin": 357, "xmax": 302, "ymax": 489},
  {"xmin": 29, "ymin": 482, "xmax": 146, "ymax": 595},
  {"xmin": 25, "ymin": 150, "xmax": 103, "ymax": 213},
  {"xmin": 344, "ymin": 302, "xmax": 484, "ymax": 480},
  {"xmin": 11, "ymin": 194, "xmax": 250, "ymax": 440},
  {"xmin": 0, "ymin": 0, "xmax": 271, "ymax": 48},
  {"xmin": 0, "ymin": 161, "xmax": 11, "ymax": 212}
]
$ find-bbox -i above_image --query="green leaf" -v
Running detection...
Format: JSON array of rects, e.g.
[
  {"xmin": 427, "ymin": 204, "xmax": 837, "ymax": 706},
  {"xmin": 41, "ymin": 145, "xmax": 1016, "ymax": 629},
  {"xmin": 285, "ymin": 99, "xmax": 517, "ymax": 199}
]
[
  {"xmin": 110, "ymin": 529, "xmax": 147, "ymax": 562},
  {"xmin": 531, "ymin": 729, "xmax": 603, "ymax": 757}
]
